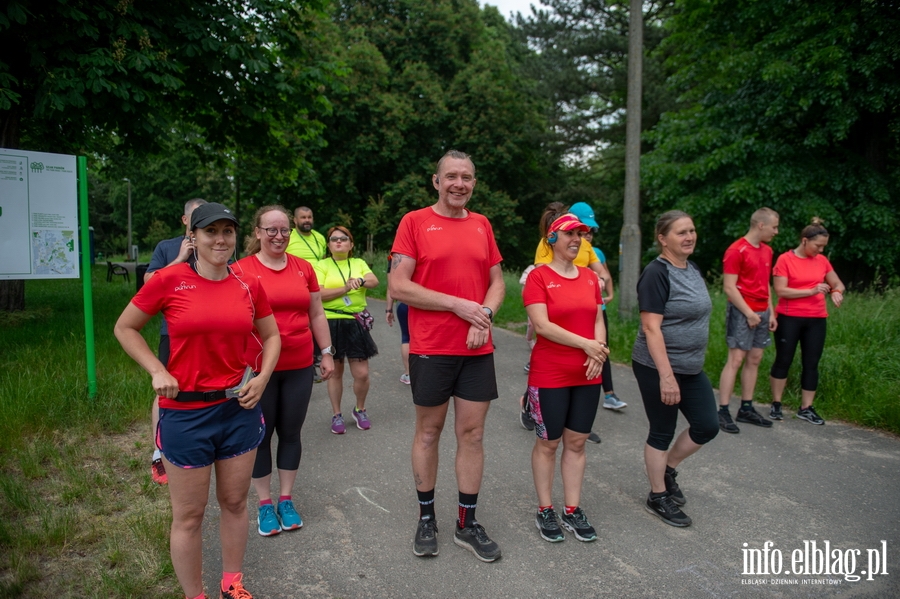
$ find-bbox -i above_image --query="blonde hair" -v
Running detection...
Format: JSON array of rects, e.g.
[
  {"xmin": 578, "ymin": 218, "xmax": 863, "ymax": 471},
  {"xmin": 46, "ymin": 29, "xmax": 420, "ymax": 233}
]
[
  {"xmin": 244, "ymin": 205, "xmax": 291, "ymax": 255},
  {"xmin": 750, "ymin": 207, "xmax": 779, "ymax": 226},
  {"xmin": 800, "ymin": 216, "xmax": 828, "ymax": 241}
]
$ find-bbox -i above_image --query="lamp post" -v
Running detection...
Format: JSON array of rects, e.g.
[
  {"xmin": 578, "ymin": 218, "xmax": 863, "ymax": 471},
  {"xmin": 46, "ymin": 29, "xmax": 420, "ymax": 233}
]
[{"xmin": 123, "ymin": 178, "xmax": 132, "ymax": 261}]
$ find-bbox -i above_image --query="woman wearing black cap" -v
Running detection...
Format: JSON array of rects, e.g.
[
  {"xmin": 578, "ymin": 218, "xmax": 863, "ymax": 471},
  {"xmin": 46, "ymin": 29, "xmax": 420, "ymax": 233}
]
[{"xmin": 115, "ymin": 202, "xmax": 280, "ymax": 599}]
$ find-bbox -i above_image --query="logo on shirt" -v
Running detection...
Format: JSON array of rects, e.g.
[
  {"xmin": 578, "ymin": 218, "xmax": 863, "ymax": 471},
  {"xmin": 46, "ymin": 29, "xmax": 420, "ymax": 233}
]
[
  {"xmin": 174, "ymin": 281, "xmax": 197, "ymax": 291},
  {"xmin": 426, "ymin": 224, "xmax": 443, "ymax": 232},
  {"xmin": 477, "ymin": 227, "xmax": 484, "ymax": 235},
  {"xmin": 547, "ymin": 282, "xmax": 561, "ymax": 289}
]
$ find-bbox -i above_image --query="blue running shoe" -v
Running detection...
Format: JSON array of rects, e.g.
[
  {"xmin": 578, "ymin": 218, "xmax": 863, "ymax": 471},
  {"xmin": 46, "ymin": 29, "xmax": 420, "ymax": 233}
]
[
  {"xmin": 277, "ymin": 499, "xmax": 303, "ymax": 530},
  {"xmin": 258, "ymin": 504, "xmax": 281, "ymax": 537}
]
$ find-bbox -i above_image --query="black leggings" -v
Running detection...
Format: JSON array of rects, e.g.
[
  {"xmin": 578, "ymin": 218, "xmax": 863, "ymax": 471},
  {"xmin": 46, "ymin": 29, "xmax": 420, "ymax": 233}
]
[
  {"xmin": 601, "ymin": 310, "xmax": 613, "ymax": 392},
  {"xmin": 252, "ymin": 366, "xmax": 314, "ymax": 478},
  {"xmin": 632, "ymin": 361, "xmax": 718, "ymax": 451},
  {"xmin": 769, "ymin": 315, "xmax": 827, "ymax": 392}
]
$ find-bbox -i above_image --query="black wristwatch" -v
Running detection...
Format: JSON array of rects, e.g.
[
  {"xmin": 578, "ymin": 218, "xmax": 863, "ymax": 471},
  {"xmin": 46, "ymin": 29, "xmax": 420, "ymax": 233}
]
[{"xmin": 482, "ymin": 306, "xmax": 493, "ymax": 322}]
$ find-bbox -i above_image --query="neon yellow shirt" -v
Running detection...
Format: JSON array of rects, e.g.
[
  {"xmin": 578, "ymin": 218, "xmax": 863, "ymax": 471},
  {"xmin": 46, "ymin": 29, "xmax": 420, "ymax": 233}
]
[
  {"xmin": 314, "ymin": 257, "xmax": 373, "ymax": 318},
  {"xmin": 286, "ymin": 229, "xmax": 327, "ymax": 263}
]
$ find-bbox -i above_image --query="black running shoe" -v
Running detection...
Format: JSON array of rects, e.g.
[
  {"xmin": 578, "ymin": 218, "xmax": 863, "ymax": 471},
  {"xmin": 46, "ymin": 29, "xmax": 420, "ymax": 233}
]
[
  {"xmin": 736, "ymin": 407, "xmax": 773, "ymax": 428},
  {"xmin": 520, "ymin": 409, "xmax": 535, "ymax": 431},
  {"xmin": 454, "ymin": 521, "xmax": 501, "ymax": 562},
  {"xmin": 769, "ymin": 405, "xmax": 783, "ymax": 420},
  {"xmin": 587, "ymin": 431, "xmax": 601, "ymax": 444},
  {"xmin": 645, "ymin": 493, "xmax": 692, "ymax": 527},
  {"xmin": 535, "ymin": 507, "xmax": 564, "ymax": 542},
  {"xmin": 413, "ymin": 515, "xmax": 438, "ymax": 557},
  {"xmin": 718, "ymin": 409, "xmax": 740, "ymax": 434},
  {"xmin": 796, "ymin": 406, "xmax": 825, "ymax": 425},
  {"xmin": 560, "ymin": 507, "xmax": 597, "ymax": 542},
  {"xmin": 664, "ymin": 467, "xmax": 686, "ymax": 506}
]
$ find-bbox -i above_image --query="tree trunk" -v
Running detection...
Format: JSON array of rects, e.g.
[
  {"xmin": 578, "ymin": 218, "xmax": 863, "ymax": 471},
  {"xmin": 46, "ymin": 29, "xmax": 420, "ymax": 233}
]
[
  {"xmin": 619, "ymin": 0, "xmax": 643, "ymax": 318},
  {"xmin": 1, "ymin": 108, "xmax": 27, "ymax": 312}
]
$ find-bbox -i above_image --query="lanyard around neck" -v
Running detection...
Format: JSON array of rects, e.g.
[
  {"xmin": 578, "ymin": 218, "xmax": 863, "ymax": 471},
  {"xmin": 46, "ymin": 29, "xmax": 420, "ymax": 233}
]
[
  {"xmin": 331, "ymin": 256, "xmax": 352, "ymax": 285},
  {"xmin": 298, "ymin": 231, "xmax": 323, "ymax": 259}
]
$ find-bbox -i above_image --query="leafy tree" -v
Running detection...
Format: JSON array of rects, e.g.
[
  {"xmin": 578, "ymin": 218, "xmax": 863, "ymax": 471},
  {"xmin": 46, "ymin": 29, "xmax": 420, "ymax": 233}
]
[
  {"xmin": 644, "ymin": 0, "xmax": 900, "ymax": 280},
  {"xmin": 515, "ymin": 0, "xmax": 678, "ymax": 266},
  {"xmin": 0, "ymin": 0, "xmax": 338, "ymax": 309},
  {"xmin": 288, "ymin": 0, "xmax": 557, "ymax": 266}
]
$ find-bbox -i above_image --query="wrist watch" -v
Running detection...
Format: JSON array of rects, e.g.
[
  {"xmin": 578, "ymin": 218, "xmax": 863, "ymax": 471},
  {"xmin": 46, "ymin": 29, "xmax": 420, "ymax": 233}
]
[
  {"xmin": 321, "ymin": 345, "xmax": 336, "ymax": 356},
  {"xmin": 482, "ymin": 306, "xmax": 493, "ymax": 322}
]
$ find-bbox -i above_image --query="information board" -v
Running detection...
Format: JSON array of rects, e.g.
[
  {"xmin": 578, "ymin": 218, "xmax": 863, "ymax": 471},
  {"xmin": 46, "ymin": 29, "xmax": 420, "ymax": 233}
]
[{"xmin": 0, "ymin": 149, "xmax": 79, "ymax": 279}]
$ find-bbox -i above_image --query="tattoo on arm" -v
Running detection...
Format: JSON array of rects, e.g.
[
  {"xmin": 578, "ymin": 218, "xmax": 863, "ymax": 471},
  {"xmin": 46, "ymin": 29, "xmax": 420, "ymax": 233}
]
[{"xmin": 392, "ymin": 253, "xmax": 410, "ymax": 270}]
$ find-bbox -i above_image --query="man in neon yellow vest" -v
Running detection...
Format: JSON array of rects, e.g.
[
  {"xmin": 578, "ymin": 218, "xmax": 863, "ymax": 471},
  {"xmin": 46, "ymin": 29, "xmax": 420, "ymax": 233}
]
[{"xmin": 286, "ymin": 206, "xmax": 327, "ymax": 263}]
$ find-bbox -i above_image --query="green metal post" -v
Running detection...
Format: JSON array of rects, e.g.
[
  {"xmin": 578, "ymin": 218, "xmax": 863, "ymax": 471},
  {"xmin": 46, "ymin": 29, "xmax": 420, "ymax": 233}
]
[{"xmin": 78, "ymin": 156, "xmax": 98, "ymax": 398}]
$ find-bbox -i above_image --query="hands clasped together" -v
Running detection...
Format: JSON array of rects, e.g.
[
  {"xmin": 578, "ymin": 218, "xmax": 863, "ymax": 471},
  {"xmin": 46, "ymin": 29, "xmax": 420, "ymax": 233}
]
[{"xmin": 581, "ymin": 339, "xmax": 610, "ymax": 380}]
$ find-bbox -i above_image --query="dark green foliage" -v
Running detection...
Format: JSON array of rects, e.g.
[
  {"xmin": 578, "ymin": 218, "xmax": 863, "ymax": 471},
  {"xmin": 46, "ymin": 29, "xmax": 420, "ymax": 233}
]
[
  {"xmin": 288, "ymin": 0, "xmax": 556, "ymax": 267},
  {"xmin": 1, "ymin": 0, "xmax": 336, "ymax": 164},
  {"xmin": 645, "ymin": 0, "xmax": 900, "ymax": 279},
  {"xmin": 515, "ymin": 0, "xmax": 678, "ymax": 265}
]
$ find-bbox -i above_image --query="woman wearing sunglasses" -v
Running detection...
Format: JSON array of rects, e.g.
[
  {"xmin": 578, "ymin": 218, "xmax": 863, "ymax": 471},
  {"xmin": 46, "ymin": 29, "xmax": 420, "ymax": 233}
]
[{"xmin": 314, "ymin": 226, "xmax": 379, "ymax": 434}]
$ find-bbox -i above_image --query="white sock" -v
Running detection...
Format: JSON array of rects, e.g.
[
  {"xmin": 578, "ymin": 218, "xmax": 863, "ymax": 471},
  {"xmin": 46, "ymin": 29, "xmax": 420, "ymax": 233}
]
[{"xmin": 152, "ymin": 449, "xmax": 161, "ymax": 461}]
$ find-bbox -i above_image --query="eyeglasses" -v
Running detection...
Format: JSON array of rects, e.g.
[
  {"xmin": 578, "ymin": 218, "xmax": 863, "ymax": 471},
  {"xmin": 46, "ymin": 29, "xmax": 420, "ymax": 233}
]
[
  {"xmin": 260, "ymin": 227, "xmax": 291, "ymax": 238},
  {"xmin": 329, "ymin": 236, "xmax": 350, "ymax": 242}
]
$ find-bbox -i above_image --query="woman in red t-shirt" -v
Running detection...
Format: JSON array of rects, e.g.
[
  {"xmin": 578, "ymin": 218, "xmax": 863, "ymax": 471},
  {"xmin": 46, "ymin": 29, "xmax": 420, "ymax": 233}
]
[
  {"xmin": 523, "ymin": 214, "xmax": 609, "ymax": 544},
  {"xmin": 115, "ymin": 202, "xmax": 281, "ymax": 599},
  {"xmin": 236, "ymin": 205, "xmax": 335, "ymax": 538},
  {"xmin": 769, "ymin": 218, "xmax": 846, "ymax": 425}
]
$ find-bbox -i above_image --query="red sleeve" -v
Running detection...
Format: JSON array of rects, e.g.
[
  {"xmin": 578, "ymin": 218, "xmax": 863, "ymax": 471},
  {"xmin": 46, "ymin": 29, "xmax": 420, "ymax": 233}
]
[
  {"xmin": 391, "ymin": 213, "xmax": 418, "ymax": 260},
  {"xmin": 252, "ymin": 279, "xmax": 273, "ymax": 320},
  {"xmin": 301, "ymin": 257, "xmax": 320, "ymax": 292},
  {"xmin": 723, "ymin": 244, "xmax": 742, "ymax": 275},
  {"xmin": 483, "ymin": 216, "xmax": 503, "ymax": 267},
  {"xmin": 772, "ymin": 252, "xmax": 789, "ymax": 278},
  {"xmin": 131, "ymin": 266, "xmax": 169, "ymax": 315},
  {"xmin": 522, "ymin": 267, "xmax": 547, "ymax": 307}
]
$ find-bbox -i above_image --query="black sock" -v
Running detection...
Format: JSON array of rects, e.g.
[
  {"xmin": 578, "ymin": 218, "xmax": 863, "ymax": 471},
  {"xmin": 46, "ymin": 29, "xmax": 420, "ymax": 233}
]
[
  {"xmin": 719, "ymin": 405, "xmax": 730, "ymax": 414},
  {"xmin": 458, "ymin": 492, "xmax": 478, "ymax": 528},
  {"xmin": 649, "ymin": 490, "xmax": 668, "ymax": 500},
  {"xmin": 417, "ymin": 489, "xmax": 435, "ymax": 520},
  {"xmin": 665, "ymin": 465, "xmax": 676, "ymax": 475},
  {"xmin": 772, "ymin": 401, "xmax": 782, "ymax": 409},
  {"xmin": 740, "ymin": 400, "xmax": 753, "ymax": 411}
]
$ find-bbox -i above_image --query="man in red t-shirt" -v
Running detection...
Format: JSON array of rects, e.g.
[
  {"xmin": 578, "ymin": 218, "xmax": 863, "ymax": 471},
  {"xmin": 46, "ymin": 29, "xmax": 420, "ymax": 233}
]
[
  {"xmin": 390, "ymin": 150, "xmax": 505, "ymax": 563},
  {"xmin": 718, "ymin": 207, "xmax": 779, "ymax": 433}
]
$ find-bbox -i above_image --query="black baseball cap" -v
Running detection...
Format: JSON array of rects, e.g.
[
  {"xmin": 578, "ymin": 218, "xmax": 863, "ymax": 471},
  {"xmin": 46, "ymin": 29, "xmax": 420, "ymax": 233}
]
[{"xmin": 190, "ymin": 202, "xmax": 238, "ymax": 230}]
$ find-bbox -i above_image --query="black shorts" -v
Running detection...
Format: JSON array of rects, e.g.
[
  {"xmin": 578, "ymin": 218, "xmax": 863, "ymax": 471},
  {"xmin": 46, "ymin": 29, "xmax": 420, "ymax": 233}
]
[
  {"xmin": 527, "ymin": 384, "xmax": 602, "ymax": 441},
  {"xmin": 409, "ymin": 353, "xmax": 498, "ymax": 407}
]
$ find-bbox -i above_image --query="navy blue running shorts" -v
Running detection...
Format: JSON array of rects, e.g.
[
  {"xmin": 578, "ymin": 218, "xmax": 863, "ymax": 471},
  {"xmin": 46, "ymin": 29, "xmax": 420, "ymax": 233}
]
[{"xmin": 158, "ymin": 399, "xmax": 265, "ymax": 469}]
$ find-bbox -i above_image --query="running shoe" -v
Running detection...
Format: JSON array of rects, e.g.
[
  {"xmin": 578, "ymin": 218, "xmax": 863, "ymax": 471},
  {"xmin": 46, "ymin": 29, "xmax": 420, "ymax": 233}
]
[
  {"xmin": 220, "ymin": 573, "xmax": 253, "ymax": 599},
  {"xmin": 331, "ymin": 414, "xmax": 345, "ymax": 434},
  {"xmin": 664, "ymin": 467, "xmax": 686, "ymax": 506},
  {"xmin": 151, "ymin": 458, "xmax": 168, "ymax": 485},
  {"xmin": 560, "ymin": 507, "xmax": 597, "ymax": 542},
  {"xmin": 736, "ymin": 407, "xmax": 773, "ymax": 427},
  {"xmin": 277, "ymin": 499, "xmax": 303, "ymax": 531},
  {"xmin": 523, "ymin": 362, "xmax": 530, "ymax": 374},
  {"xmin": 400, "ymin": 373, "xmax": 411, "ymax": 385},
  {"xmin": 587, "ymin": 431, "xmax": 601, "ymax": 444},
  {"xmin": 535, "ymin": 507, "xmax": 564, "ymax": 542},
  {"xmin": 520, "ymin": 409, "xmax": 535, "ymax": 431},
  {"xmin": 603, "ymin": 393, "xmax": 627, "ymax": 410},
  {"xmin": 769, "ymin": 404, "xmax": 783, "ymax": 420},
  {"xmin": 718, "ymin": 409, "xmax": 740, "ymax": 434},
  {"xmin": 454, "ymin": 521, "xmax": 502, "ymax": 562},
  {"xmin": 413, "ymin": 515, "xmax": 439, "ymax": 557},
  {"xmin": 257, "ymin": 504, "xmax": 281, "ymax": 537},
  {"xmin": 645, "ymin": 493, "xmax": 692, "ymax": 527},
  {"xmin": 352, "ymin": 408, "xmax": 371, "ymax": 430},
  {"xmin": 796, "ymin": 406, "xmax": 825, "ymax": 425}
]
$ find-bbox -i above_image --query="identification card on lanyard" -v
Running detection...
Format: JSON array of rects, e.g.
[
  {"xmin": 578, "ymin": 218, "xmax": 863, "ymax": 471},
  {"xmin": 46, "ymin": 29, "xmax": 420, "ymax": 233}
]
[{"xmin": 343, "ymin": 295, "xmax": 352, "ymax": 306}]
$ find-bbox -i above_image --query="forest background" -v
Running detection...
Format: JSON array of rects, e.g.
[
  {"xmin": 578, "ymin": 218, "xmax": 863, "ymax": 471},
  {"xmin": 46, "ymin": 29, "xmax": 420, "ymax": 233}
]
[{"xmin": 2, "ymin": 0, "xmax": 897, "ymax": 297}]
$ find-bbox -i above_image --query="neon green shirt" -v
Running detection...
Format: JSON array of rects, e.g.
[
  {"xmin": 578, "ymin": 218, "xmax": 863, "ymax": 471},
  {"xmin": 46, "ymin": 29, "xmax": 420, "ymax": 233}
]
[
  {"xmin": 314, "ymin": 257, "xmax": 373, "ymax": 318},
  {"xmin": 286, "ymin": 229, "xmax": 327, "ymax": 263}
]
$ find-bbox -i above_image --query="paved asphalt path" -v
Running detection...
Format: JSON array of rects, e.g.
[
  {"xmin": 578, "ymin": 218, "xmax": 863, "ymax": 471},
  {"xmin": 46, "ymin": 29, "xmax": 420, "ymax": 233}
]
[{"xmin": 200, "ymin": 299, "xmax": 899, "ymax": 598}]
